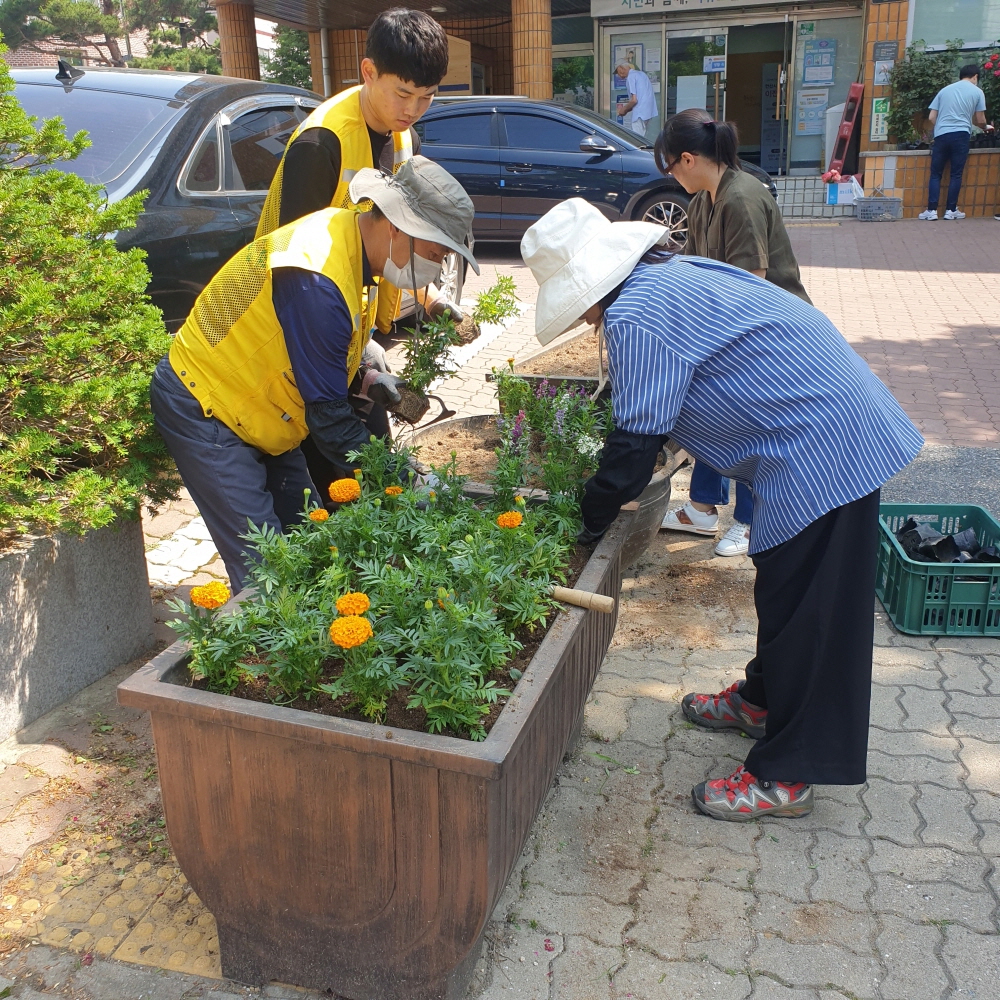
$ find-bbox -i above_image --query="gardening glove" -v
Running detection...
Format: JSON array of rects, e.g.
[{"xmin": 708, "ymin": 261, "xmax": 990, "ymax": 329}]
[
  {"xmin": 362, "ymin": 337, "xmax": 391, "ymax": 373},
  {"xmin": 360, "ymin": 368, "xmax": 406, "ymax": 409},
  {"xmin": 429, "ymin": 297, "xmax": 465, "ymax": 323}
]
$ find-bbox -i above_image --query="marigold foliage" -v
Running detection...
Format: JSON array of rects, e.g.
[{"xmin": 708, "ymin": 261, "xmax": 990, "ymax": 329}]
[
  {"xmin": 329, "ymin": 615, "xmax": 374, "ymax": 649},
  {"xmin": 335, "ymin": 591, "xmax": 370, "ymax": 616},
  {"xmin": 308, "ymin": 508, "xmax": 329, "ymax": 522},
  {"xmin": 0, "ymin": 43, "xmax": 178, "ymax": 545},
  {"xmin": 328, "ymin": 478, "xmax": 361, "ymax": 503},
  {"xmin": 190, "ymin": 581, "xmax": 230, "ymax": 610},
  {"xmin": 496, "ymin": 510, "xmax": 523, "ymax": 529}
]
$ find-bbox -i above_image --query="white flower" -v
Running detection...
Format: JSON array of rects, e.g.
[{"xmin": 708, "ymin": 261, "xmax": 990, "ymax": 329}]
[{"xmin": 576, "ymin": 434, "xmax": 603, "ymax": 459}]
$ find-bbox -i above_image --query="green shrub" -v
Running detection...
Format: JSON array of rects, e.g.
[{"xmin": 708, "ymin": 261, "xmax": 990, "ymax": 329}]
[
  {"xmin": 0, "ymin": 41, "xmax": 178, "ymax": 546},
  {"xmin": 472, "ymin": 275, "xmax": 519, "ymax": 326}
]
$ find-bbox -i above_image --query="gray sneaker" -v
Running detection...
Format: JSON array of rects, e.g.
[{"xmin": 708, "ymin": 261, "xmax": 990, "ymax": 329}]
[{"xmin": 692, "ymin": 765, "xmax": 814, "ymax": 822}]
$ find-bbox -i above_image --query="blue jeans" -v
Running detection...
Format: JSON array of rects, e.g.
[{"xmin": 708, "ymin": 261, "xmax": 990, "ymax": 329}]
[
  {"xmin": 928, "ymin": 131, "xmax": 971, "ymax": 212},
  {"xmin": 150, "ymin": 357, "xmax": 316, "ymax": 593},
  {"xmin": 690, "ymin": 459, "xmax": 754, "ymax": 525}
]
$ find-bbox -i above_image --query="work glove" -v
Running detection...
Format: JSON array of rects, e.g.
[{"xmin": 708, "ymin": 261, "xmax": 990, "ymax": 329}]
[
  {"xmin": 362, "ymin": 338, "xmax": 391, "ymax": 373},
  {"xmin": 360, "ymin": 368, "xmax": 406, "ymax": 408},
  {"xmin": 430, "ymin": 297, "xmax": 465, "ymax": 323}
]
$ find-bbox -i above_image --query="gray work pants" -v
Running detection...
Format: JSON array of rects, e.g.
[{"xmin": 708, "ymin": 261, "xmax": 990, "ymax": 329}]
[{"xmin": 150, "ymin": 357, "xmax": 315, "ymax": 593}]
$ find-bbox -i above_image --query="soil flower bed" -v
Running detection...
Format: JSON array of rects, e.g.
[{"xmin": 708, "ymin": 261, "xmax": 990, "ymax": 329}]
[{"xmin": 167, "ymin": 437, "xmax": 585, "ymax": 740}]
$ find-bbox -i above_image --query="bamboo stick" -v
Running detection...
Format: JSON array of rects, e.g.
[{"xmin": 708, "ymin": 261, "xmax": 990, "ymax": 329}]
[{"xmin": 550, "ymin": 586, "xmax": 616, "ymax": 614}]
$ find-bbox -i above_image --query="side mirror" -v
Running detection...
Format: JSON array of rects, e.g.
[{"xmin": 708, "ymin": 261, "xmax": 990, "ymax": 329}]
[{"xmin": 580, "ymin": 134, "xmax": 613, "ymax": 153}]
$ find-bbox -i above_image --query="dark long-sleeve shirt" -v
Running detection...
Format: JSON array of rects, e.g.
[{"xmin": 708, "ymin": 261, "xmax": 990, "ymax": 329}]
[{"xmin": 278, "ymin": 125, "xmax": 422, "ymax": 228}]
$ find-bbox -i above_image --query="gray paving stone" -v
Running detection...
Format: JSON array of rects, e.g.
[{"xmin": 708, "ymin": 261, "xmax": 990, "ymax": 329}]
[
  {"xmin": 869, "ymin": 684, "xmax": 906, "ymax": 729},
  {"xmin": 753, "ymin": 828, "xmax": 816, "ymax": 904},
  {"xmin": 935, "ymin": 637, "xmax": 1000, "ymax": 655},
  {"xmin": 862, "ymin": 777, "xmax": 921, "ymax": 845},
  {"xmin": 871, "ymin": 646, "xmax": 941, "ymax": 688},
  {"xmin": 958, "ymin": 737, "xmax": 1000, "ymax": 792},
  {"xmin": 949, "ymin": 691, "xmax": 1000, "ymax": 720},
  {"xmin": 941, "ymin": 923, "xmax": 1000, "ymax": 999},
  {"xmin": 867, "ymin": 727, "xmax": 960, "ymax": 762},
  {"xmin": 478, "ymin": 929, "xmax": 564, "ymax": 1000},
  {"xmin": 748, "ymin": 978, "xmax": 822, "ymax": 999},
  {"xmin": 869, "ymin": 840, "xmax": 988, "ymax": 892},
  {"xmin": 651, "ymin": 796, "xmax": 758, "ymax": 858},
  {"xmin": 916, "ymin": 785, "xmax": 981, "ymax": 851},
  {"xmin": 621, "ymin": 695, "xmax": 680, "ymax": 749},
  {"xmin": 899, "ymin": 686, "xmax": 952, "ymax": 735},
  {"xmin": 614, "ymin": 955, "xmax": 750, "ymax": 999},
  {"xmin": 750, "ymin": 936, "xmax": 880, "ymax": 999},
  {"xmin": 937, "ymin": 650, "xmax": 991, "ymax": 695},
  {"xmin": 981, "ymin": 654, "xmax": 999, "ymax": 693},
  {"xmin": 871, "ymin": 875, "xmax": 996, "ymax": 933},
  {"xmin": 866, "ymin": 748, "xmax": 964, "ymax": 789},
  {"xmin": 516, "ymin": 883, "xmax": 631, "ymax": 947},
  {"xmin": 809, "ymin": 832, "xmax": 875, "ymax": 912},
  {"xmin": 751, "ymin": 893, "xmax": 876, "ymax": 954},
  {"xmin": 949, "ymin": 713, "xmax": 1000, "ymax": 743},
  {"xmin": 548, "ymin": 934, "xmax": 618, "ymax": 1000},
  {"xmin": 583, "ymin": 692, "xmax": 631, "ymax": 743},
  {"xmin": 631, "ymin": 875, "xmax": 753, "ymax": 968},
  {"xmin": 875, "ymin": 913, "xmax": 949, "ymax": 1000},
  {"xmin": 970, "ymin": 789, "xmax": 1000, "ymax": 825}
]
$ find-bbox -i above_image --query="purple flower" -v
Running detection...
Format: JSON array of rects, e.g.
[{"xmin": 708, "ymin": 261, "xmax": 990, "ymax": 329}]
[
  {"xmin": 549, "ymin": 385, "xmax": 557, "ymax": 397},
  {"xmin": 535, "ymin": 379, "xmax": 549, "ymax": 399},
  {"xmin": 512, "ymin": 409, "xmax": 526, "ymax": 445},
  {"xmin": 554, "ymin": 408, "xmax": 566, "ymax": 436}
]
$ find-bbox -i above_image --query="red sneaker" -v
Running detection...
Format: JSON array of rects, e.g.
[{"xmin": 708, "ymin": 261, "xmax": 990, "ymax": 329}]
[
  {"xmin": 681, "ymin": 680, "xmax": 767, "ymax": 739},
  {"xmin": 692, "ymin": 765, "xmax": 813, "ymax": 822}
]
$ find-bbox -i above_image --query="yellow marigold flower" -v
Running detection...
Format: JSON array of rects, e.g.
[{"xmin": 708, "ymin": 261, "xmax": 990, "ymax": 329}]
[
  {"xmin": 496, "ymin": 510, "xmax": 523, "ymax": 529},
  {"xmin": 428, "ymin": 490, "xmax": 436, "ymax": 501},
  {"xmin": 329, "ymin": 615, "xmax": 373, "ymax": 649},
  {"xmin": 336, "ymin": 592, "xmax": 371, "ymax": 616},
  {"xmin": 309, "ymin": 508, "xmax": 329, "ymax": 522},
  {"xmin": 190, "ymin": 580, "xmax": 230, "ymax": 610},
  {"xmin": 514, "ymin": 494, "xmax": 526, "ymax": 506},
  {"xmin": 385, "ymin": 485, "xmax": 403, "ymax": 496},
  {"xmin": 329, "ymin": 478, "xmax": 361, "ymax": 503},
  {"xmin": 329, "ymin": 545, "xmax": 338, "ymax": 554}
]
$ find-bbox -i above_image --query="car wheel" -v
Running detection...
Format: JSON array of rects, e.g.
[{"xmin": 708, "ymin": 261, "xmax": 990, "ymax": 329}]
[{"xmin": 635, "ymin": 192, "xmax": 690, "ymax": 249}]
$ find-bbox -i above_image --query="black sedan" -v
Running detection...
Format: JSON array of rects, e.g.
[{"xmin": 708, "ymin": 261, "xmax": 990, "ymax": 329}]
[
  {"xmin": 13, "ymin": 64, "xmax": 321, "ymax": 329},
  {"xmin": 415, "ymin": 97, "xmax": 776, "ymax": 248}
]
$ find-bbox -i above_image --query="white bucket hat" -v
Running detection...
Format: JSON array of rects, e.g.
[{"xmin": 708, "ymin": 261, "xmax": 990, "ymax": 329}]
[
  {"xmin": 349, "ymin": 156, "xmax": 480, "ymax": 273},
  {"xmin": 521, "ymin": 198, "xmax": 670, "ymax": 345}
]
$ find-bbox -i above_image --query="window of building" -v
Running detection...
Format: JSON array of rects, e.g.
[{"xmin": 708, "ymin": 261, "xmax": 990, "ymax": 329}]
[{"xmin": 912, "ymin": 0, "xmax": 1000, "ymax": 49}]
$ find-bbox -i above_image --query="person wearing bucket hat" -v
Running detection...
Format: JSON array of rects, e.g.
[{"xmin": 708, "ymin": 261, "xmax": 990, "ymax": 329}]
[
  {"xmin": 521, "ymin": 198, "xmax": 923, "ymax": 822},
  {"xmin": 149, "ymin": 155, "xmax": 477, "ymax": 592}
]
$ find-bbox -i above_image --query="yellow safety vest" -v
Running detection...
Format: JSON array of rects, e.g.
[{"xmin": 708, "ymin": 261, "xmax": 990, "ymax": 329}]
[
  {"xmin": 170, "ymin": 208, "xmax": 377, "ymax": 457},
  {"xmin": 255, "ymin": 86, "xmax": 412, "ymax": 334}
]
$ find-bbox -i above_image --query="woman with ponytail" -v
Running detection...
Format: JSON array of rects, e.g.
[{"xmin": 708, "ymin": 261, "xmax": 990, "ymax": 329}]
[{"xmin": 654, "ymin": 108, "xmax": 810, "ymax": 557}]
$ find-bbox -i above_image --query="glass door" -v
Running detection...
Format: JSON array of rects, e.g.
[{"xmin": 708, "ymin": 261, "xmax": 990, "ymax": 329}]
[
  {"xmin": 665, "ymin": 31, "xmax": 727, "ymax": 121},
  {"xmin": 607, "ymin": 28, "xmax": 664, "ymax": 136}
]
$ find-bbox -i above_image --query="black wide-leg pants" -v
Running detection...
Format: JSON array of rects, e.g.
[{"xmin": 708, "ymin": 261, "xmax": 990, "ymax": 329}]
[{"xmin": 741, "ymin": 489, "xmax": 880, "ymax": 785}]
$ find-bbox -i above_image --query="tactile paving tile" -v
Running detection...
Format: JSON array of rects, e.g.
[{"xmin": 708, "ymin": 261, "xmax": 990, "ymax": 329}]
[{"xmin": 2, "ymin": 837, "xmax": 221, "ymax": 979}]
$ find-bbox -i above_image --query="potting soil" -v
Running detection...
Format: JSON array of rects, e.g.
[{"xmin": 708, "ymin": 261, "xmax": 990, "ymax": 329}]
[{"xmin": 516, "ymin": 329, "xmax": 600, "ymax": 377}]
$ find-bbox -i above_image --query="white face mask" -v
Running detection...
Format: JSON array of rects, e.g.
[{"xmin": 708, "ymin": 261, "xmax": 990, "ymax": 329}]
[{"xmin": 382, "ymin": 235, "xmax": 442, "ymax": 289}]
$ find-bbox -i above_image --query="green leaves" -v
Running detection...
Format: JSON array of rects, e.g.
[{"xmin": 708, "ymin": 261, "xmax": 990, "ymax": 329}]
[
  {"xmin": 472, "ymin": 275, "xmax": 519, "ymax": 326},
  {"xmin": 398, "ymin": 314, "xmax": 461, "ymax": 395},
  {"xmin": 174, "ymin": 439, "xmax": 576, "ymax": 740},
  {"xmin": 0, "ymin": 49, "xmax": 178, "ymax": 543}
]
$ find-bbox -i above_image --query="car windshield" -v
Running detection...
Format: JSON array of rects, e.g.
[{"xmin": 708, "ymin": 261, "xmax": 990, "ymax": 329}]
[
  {"xmin": 14, "ymin": 84, "xmax": 183, "ymax": 193},
  {"xmin": 561, "ymin": 105, "xmax": 654, "ymax": 148}
]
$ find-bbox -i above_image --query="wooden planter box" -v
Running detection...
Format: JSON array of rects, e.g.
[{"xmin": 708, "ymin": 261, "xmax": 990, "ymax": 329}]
[{"xmin": 117, "ymin": 512, "xmax": 633, "ymax": 999}]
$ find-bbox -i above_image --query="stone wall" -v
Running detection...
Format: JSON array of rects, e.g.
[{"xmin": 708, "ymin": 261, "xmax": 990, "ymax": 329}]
[{"xmin": 0, "ymin": 521, "xmax": 155, "ymax": 744}]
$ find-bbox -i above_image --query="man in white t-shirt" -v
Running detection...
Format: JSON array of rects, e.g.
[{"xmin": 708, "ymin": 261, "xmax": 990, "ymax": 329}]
[
  {"xmin": 918, "ymin": 64, "xmax": 993, "ymax": 221},
  {"xmin": 615, "ymin": 62, "xmax": 658, "ymax": 137}
]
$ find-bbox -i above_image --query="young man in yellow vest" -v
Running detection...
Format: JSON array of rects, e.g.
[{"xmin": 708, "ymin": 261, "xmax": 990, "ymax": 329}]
[
  {"xmin": 256, "ymin": 7, "xmax": 460, "ymax": 330},
  {"xmin": 150, "ymin": 157, "xmax": 478, "ymax": 593}
]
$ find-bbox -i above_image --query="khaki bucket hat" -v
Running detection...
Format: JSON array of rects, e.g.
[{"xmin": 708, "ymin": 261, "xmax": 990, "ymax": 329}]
[{"xmin": 349, "ymin": 156, "xmax": 480, "ymax": 274}]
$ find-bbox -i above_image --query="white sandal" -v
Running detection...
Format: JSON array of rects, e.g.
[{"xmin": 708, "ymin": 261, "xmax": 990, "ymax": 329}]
[{"xmin": 661, "ymin": 502, "xmax": 719, "ymax": 536}]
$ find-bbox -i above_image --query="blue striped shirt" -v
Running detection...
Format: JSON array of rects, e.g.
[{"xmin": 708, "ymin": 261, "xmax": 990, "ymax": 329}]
[{"xmin": 604, "ymin": 255, "xmax": 923, "ymax": 554}]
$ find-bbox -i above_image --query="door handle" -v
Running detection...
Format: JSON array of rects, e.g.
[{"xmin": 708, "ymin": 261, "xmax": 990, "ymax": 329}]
[{"xmin": 505, "ymin": 163, "xmax": 533, "ymax": 173}]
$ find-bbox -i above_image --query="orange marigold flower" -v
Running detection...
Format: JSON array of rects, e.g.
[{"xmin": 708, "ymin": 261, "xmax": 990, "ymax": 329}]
[
  {"xmin": 496, "ymin": 510, "xmax": 523, "ymax": 529},
  {"xmin": 329, "ymin": 478, "xmax": 361, "ymax": 503},
  {"xmin": 336, "ymin": 592, "xmax": 371, "ymax": 616},
  {"xmin": 385, "ymin": 485, "xmax": 403, "ymax": 496},
  {"xmin": 190, "ymin": 580, "xmax": 230, "ymax": 610},
  {"xmin": 329, "ymin": 615, "xmax": 373, "ymax": 649},
  {"xmin": 353, "ymin": 468, "xmax": 363, "ymax": 481},
  {"xmin": 309, "ymin": 508, "xmax": 329, "ymax": 522}
]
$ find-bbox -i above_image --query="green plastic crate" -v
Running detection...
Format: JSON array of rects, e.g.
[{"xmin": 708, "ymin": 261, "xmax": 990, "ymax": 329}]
[{"xmin": 876, "ymin": 504, "xmax": 1000, "ymax": 635}]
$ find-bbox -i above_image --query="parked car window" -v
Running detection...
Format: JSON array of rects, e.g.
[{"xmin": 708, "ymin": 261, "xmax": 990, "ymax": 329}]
[
  {"xmin": 226, "ymin": 106, "xmax": 302, "ymax": 191},
  {"xmin": 504, "ymin": 114, "xmax": 588, "ymax": 151},
  {"xmin": 13, "ymin": 84, "xmax": 182, "ymax": 191},
  {"xmin": 419, "ymin": 113, "xmax": 493, "ymax": 147},
  {"xmin": 185, "ymin": 127, "xmax": 220, "ymax": 192}
]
